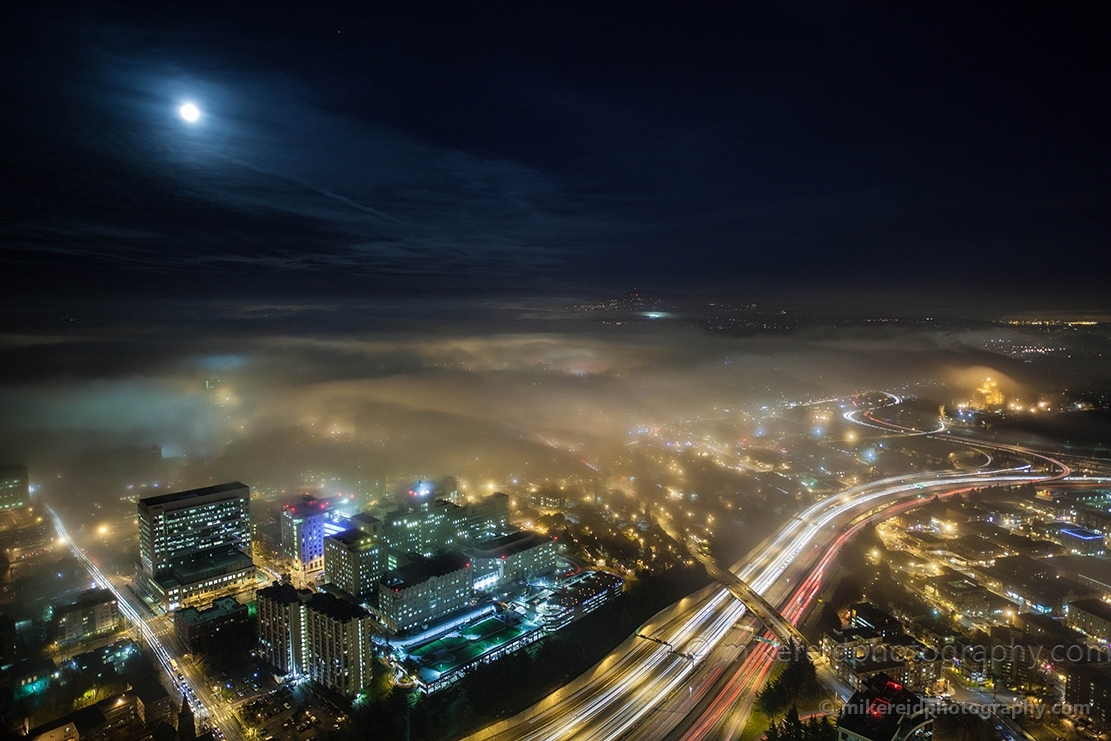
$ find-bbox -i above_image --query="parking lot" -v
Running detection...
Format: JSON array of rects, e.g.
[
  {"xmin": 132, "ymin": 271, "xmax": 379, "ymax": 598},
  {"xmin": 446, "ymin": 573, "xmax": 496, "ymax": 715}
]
[
  {"xmin": 243, "ymin": 682, "xmax": 350, "ymax": 741},
  {"xmin": 211, "ymin": 661, "xmax": 278, "ymax": 704}
]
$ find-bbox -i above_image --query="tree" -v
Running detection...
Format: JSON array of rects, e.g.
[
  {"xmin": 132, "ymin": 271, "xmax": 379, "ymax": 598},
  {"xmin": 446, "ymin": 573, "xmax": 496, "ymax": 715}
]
[{"xmin": 761, "ymin": 707, "xmax": 836, "ymax": 741}]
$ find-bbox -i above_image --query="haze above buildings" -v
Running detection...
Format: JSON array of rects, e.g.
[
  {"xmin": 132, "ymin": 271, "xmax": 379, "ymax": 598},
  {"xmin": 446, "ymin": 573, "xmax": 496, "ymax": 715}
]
[{"xmin": 3, "ymin": 3, "xmax": 1111, "ymax": 741}]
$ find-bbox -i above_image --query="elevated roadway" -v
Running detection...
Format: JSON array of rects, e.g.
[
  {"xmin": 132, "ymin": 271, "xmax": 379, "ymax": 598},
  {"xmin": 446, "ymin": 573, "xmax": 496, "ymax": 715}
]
[
  {"xmin": 467, "ymin": 395, "xmax": 1075, "ymax": 741},
  {"xmin": 467, "ymin": 469, "xmax": 1062, "ymax": 741}
]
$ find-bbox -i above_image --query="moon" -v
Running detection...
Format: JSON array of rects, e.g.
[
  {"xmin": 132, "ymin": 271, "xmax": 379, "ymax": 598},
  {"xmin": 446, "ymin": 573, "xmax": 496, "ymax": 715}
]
[{"xmin": 179, "ymin": 103, "xmax": 200, "ymax": 122}]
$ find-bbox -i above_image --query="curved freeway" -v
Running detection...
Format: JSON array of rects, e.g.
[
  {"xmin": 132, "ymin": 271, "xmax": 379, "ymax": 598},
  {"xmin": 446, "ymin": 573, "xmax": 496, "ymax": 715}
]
[
  {"xmin": 464, "ymin": 391, "xmax": 1088, "ymax": 741},
  {"xmin": 467, "ymin": 427, "xmax": 1069, "ymax": 741}
]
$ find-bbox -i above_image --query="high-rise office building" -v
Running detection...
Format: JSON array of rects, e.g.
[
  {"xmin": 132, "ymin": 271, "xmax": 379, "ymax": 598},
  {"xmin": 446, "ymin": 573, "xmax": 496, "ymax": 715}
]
[
  {"xmin": 256, "ymin": 583, "xmax": 311, "ymax": 675},
  {"xmin": 136, "ymin": 482, "xmax": 254, "ymax": 609},
  {"xmin": 256, "ymin": 583, "xmax": 375, "ymax": 697},
  {"xmin": 138, "ymin": 482, "xmax": 251, "ymax": 575},
  {"xmin": 376, "ymin": 553, "xmax": 472, "ymax": 633},
  {"xmin": 302, "ymin": 593, "xmax": 376, "ymax": 697},
  {"xmin": 323, "ymin": 529, "xmax": 387, "ymax": 598},
  {"xmin": 281, "ymin": 496, "xmax": 348, "ymax": 573},
  {"xmin": 468, "ymin": 530, "xmax": 557, "ymax": 592},
  {"xmin": 457, "ymin": 492, "xmax": 510, "ymax": 543},
  {"xmin": 367, "ymin": 490, "xmax": 512, "ymax": 566},
  {"xmin": 382, "ymin": 498, "xmax": 461, "ymax": 558},
  {"xmin": 0, "ymin": 464, "xmax": 28, "ymax": 511}
]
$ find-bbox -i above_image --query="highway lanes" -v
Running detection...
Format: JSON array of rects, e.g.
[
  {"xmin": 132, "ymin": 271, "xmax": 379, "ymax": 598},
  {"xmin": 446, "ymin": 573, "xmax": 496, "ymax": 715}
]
[{"xmin": 468, "ymin": 462, "xmax": 1060, "ymax": 741}]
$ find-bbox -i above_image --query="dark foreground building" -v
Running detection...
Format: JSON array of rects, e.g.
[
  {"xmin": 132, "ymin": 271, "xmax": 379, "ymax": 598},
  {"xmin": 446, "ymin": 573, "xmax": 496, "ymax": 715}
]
[{"xmin": 837, "ymin": 672, "xmax": 932, "ymax": 741}]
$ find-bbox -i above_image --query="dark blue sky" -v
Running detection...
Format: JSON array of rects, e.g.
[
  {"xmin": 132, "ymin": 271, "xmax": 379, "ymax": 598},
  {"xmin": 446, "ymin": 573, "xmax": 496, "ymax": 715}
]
[{"xmin": 1, "ymin": 1, "xmax": 1108, "ymax": 301}]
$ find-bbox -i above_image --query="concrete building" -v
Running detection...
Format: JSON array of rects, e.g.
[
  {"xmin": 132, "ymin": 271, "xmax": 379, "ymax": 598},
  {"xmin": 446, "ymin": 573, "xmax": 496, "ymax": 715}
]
[
  {"xmin": 468, "ymin": 530, "xmax": 557, "ymax": 592},
  {"xmin": 821, "ymin": 625, "xmax": 939, "ymax": 692},
  {"xmin": 137, "ymin": 482, "xmax": 253, "ymax": 609},
  {"xmin": 458, "ymin": 492, "xmax": 511, "ymax": 543},
  {"xmin": 0, "ymin": 504, "xmax": 53, "ymax": 563},
  {"xmin": 975, "ymin": 555, "xmax": 1097, "ymax": 616},
  {"xmin": 850, "ymin": 604, "xmax": 905, "ymax": 638},
  {"xmin": 1065, "ymin": 662, "xmax": 1111, "ymax": 730},
  {"xmin": 350, "ymin": 490, "xmax": 511, "ymax": 567},
  {"xmin": 925, "ymin": 571, "xmax": 990, "ymax": 617},
  {"xmin": 1058, "ymin": 527, "xmax": 1107, "ymax": 556},
  {"xmin": 255, "ymin": 583, "xmax": 375, "ymax": 697},
  {"xmin": 256, "ymin": 583, "xmax": 312, "ymax": 675},
  {"xmin": 542, "ymin": 571, "xmax": 623, "ymax": 630},
  {"xmin": 383, "ymin": 498, "xmax": 459, "ymax": 558},
  {"xmin": 281, "ymin": 496, "xmax": 341, "ymax": 574},
  {"xmin": 323, "ymin": 528, "xmax": 386, "ymax": 598},
  {"xmin": 52, "ymin": 588, "xmax": 119, "ymax": 643},
  {"xmin": 302, "ymin": 593, "xmax": 376, "ymax": 697},
  {"xmin": 1068, "ymin": 599, "xmax": 1111, "ymax": 645},
  {"xmin": 0, "ymin": 464, "xmax": 28, "ymax": 511},
  {"xmin": 1050, "ymin": 555, "xmax": 1111, "ymax": 600},
  {"xmin": 173, "ymin": 596, "xmax": 250, "ymax": 654},
  {"xmin": 836, "ymin": 673, "xmax": 932, "ymax": 741},
  {"xmin": 141, "ymin": 545, "xmax": 256, "ymax": 611},
  {"xmin": 23, "ymin": 690, "xmax": 146, "ymax": 741},
  {"xmin": 376, "ymin": 553, "xmax": 472, "ymax": 633}
]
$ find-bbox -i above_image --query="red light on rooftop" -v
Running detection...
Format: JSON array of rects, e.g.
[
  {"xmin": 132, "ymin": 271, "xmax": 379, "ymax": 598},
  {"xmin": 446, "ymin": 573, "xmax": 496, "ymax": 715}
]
[{"xmin": 867, "ymin": 698, "xmax": 890, "ymax": 719}]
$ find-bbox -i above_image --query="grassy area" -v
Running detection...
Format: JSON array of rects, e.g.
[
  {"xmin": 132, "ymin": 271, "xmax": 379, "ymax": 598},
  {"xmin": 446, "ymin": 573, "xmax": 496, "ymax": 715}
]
[
  {"xmin": 404, "ymin": 613, "xmax": 539, "ymax": 681},
  {"xmin": 738, "ymin": 706, "xmax": 774, "ymax": 741}
]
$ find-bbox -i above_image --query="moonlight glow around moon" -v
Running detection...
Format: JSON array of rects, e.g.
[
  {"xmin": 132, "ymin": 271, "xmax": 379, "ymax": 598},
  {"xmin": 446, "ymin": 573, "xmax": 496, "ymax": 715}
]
[{"xmin": 179, "ymin": 103, "xmax": 200, "ymax": 122}]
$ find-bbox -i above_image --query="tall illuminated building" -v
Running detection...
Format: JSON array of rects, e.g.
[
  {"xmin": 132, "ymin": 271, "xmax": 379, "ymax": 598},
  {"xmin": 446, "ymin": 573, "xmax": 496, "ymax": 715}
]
[
  {"xmin": 136, "ymin": 482, "xmax": 254, "ymax": 609},
  {"xmin": 323, "ymin": 529, "xmax": 386, "ymax": 598},
  {"xmin": 281, "ymin": 496, "xmax": 348, "ymax": 574},
  {"xmin": 0, "ymin": 464, "xmax": 28, "ymax": 511},
  {"xmin": 255, "ymin": 583, "xmax": 374, "ymax": 697},
  {"xmin": 971, "ymin": 378, "xmax": 1005, "ymax": 411}
]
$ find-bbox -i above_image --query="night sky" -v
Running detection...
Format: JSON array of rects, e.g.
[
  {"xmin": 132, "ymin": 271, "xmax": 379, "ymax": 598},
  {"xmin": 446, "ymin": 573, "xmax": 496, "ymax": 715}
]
[{"xmin": 2, "ymin": 2, "xmax": 1108, "ymax": 301}]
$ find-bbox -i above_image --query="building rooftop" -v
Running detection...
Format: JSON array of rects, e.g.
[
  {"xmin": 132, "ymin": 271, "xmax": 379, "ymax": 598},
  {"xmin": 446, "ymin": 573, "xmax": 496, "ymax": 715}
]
[
  {"xmin": 157, "ymin": 545, "xmax": 254, "ymax": 587},
  {"xmin": 327, "ymin": 527, "xmax": 377, "ymax": 549},
  {"xmin": 1014, "ymin": 612, "xmax": 1086, "ymax": 644},
  {"xmin": 175, "ymin": 596, "xmax": 246, "ymax": 626},
  {"xmin": 825, "ymin": 626, "xmax": 881, "ymax": 644},
  {"xmin": 851, "ymin": 603, "xmax": 901, "ymax": 632},
  {"xmin": 139, "ymin": 481, "xmax": 248, "ymax": 508},
  {"xmin": 837, "ymin": 672, "xmax": 928, "ymax": 741},
  {"xmin": 257, "ymin": 582, "xmax": 312, "ymax": 605},
  {"xmin": 1070, "ymin": 598, "xmax": 1111, "ymax": 623},
  {"xmin": 470, "ymin": 530, "xmax": 552, "ymax": 559},
  {"xmin": 1050, "ymin": 555, "xmax": 1111, "ymax": 590},
  {"xmin": 28, "ymin": 705, "xmax": 106, "ymax": 738},
  {"xmin": 132, "ymin": 676, "xmax": 170, "ymax": 704},
  {"xmin": 283, "ymin": 496, "xmax": 331, "ymax": 518},
  {"xmin": 307, "ymin": 592, "xmax": 369, "ymax": 622},
  {"xmin": 979, "ymin": 555, "xmax": 1096, "ymax": 601},
  {"xmin": 1060, "ymin": 527, "xmax": 1105, "ymax": 541},
  {"xmin": 56, "ymin": 587, "xmax": 117, "ymax": 612},
  {"xmin": 380, "ymin": 552, "xmax": 471, "ymax": 591}
]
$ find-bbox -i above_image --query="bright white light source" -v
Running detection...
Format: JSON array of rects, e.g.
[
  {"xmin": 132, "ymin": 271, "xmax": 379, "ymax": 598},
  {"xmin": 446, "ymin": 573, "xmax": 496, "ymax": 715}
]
[{"xmin": 179, "ymin": 103, "xmax": 200, "ymax": 122}]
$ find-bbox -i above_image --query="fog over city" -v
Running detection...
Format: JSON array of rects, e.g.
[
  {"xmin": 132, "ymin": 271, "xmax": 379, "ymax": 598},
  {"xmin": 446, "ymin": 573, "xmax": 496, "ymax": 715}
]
[
  {"xmin": 4, "ymin": 4, "xmax": 1111, "ymax": 740},
  {"xmin": 4, "ymin": 298, "xmax": 1109, "ymax": 507}
]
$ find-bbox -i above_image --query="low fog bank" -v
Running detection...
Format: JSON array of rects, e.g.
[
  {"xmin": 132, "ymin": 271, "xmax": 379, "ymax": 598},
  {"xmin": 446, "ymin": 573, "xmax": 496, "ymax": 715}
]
[{"xmin": 1, "ymin": 297, "xmax": 1108, "ymax": 511}]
